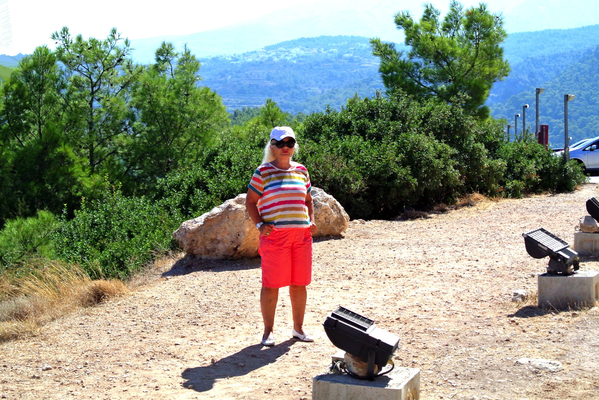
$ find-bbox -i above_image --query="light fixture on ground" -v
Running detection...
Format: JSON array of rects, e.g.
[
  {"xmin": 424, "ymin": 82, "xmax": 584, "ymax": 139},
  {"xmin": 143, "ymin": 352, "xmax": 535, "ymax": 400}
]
[
  {"xmin": 515, "ymin": 113, "xmax": 521, "ymax": 138},
  {"xmin": 536, "ymin": 88, "xmax": 545, "ymax": 139},
  {"xmin": 323, "ymin": 306, "xmax": 399, "ymax": 380},
  {"xmin": 522, "ymin": 228, "xmax": 579, "ymax": 275},
  {"xmin": 507, "ymin": 124, "xmax": 514, "ymax": 141},
  {"xmin": 564, "ymin": 94, "xmax": 575, "ymax": 160}
]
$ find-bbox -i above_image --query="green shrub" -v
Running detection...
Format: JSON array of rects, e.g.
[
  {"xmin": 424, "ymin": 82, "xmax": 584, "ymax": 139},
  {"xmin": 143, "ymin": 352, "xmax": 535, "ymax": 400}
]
[
  {"xmin": 496, "ymin": 140, "xmax": 587, "ymax": 197},
  {"xmin": 53, "ymin": 185, "xmax": 180, "ymax": 280},
  {"xmin": 298, "ymin": 93, "xmax": 499, "ymax": 218},
  {"xmin": 0, "ymin": 210, "xmax": 60, "ymax": 271},
  {"xmin": 151, "ymin": 126, "xmax": 267, "ymax": 219}
]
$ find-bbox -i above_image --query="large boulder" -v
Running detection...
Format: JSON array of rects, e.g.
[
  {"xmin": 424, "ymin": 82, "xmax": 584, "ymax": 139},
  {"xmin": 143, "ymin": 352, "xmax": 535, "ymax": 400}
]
[
  {"xmin": 311, "ymin": 187, "xmax": 350, "ymax": 236},
  {"xmin": 173, "ymin": 187, "xmax": 350, "ymax": 259}
]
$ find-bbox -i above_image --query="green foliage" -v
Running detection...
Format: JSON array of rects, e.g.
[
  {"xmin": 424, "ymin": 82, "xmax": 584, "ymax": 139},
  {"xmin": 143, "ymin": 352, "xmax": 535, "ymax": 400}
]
[
  {"xmin": 123, "ymin": 42, "xmax": 229, "ymax": 192},
  {"xmin": 151, "ymin": 127, "xmax": 266, "ymax": 219},
  {"xmin": 0, "ymin": 46, "xmax": 95, "ymax": 225},
  {"xmin": 371, "ymin": 0, "xmax": 509, "ymax": 118},
  {"xmin": 495, "ymin": 140, "xmax": 587, "ymax": 197},
  {"xmin": 53, "ymin": 184, "xmax": 179, "ymax": 280},
  {"xmin": 259, "ymin": 98, "xmax": 288, "ymax": 128},
  {"xmin": 299, "ymin": 92, "xmax": 499, "ymax": 218},
  {"xmin": 0, "ymin": 65, "xmax": 11, "ymax": 83},
  {"xmin": 231, "ymin": 107, "xmax": 261, "ymax": 126},
  {"xmin": 51, "ymin": 27, "xmax": 140, "ymax": 176},
  {"xmin": 0, "ymin": 211, "xmax": 59, "ymax": 270}
]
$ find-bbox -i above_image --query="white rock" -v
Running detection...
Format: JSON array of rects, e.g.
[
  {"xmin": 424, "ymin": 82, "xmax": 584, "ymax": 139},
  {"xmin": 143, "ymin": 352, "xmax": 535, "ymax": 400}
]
[
  {"xmin": 173, "ymin": 187, "xmax": 349, "ymax": 259},
  {"xmin": 579, "ymin": 215, "xmax": 599, "ymax": 233},
  {"xmin": 311, "ymin": 187, "xmax": 350, "ymax": 237},
  {"xmin": 173, "ymin": 194, "xmax": 257, "ymax": 259},
  {"xmin": 515, "ymin": 358, "xmax": 562, "ymax": 372},
  {"xmin": 511, "ymin": 290, "xmax": 528, "ymax": 302}
]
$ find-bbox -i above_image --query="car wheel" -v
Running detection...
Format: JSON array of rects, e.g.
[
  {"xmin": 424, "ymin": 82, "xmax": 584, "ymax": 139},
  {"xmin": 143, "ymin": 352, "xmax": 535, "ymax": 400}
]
[{"xmin": 573, "ymin": 159, "xmax": 587, "ymax": 173}]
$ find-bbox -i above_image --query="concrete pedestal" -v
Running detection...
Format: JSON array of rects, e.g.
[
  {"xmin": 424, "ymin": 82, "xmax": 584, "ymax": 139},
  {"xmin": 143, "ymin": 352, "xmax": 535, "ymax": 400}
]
[
  {"xmin": 538, "ymin": 270, "xmax": 599, "ymax": 309},
  {"xmin": 573, "ymin": 232, "xmax": 599, "ymax": 255},
  {"xmin": 313, "ymin": 366, "xmax": 420, "ymax": 400}
]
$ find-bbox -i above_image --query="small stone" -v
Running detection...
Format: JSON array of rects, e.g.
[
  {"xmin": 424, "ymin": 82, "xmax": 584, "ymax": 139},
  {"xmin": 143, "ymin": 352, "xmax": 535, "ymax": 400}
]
[
  {"xmin": 237, "ymin": 363, "xmax": 245, "ymax": 367},
  {"xmin": 512, "ymin": 290, "xmax": 528, "ymax": 302},
  {"xmin": 187, "ymin": 385, "xmax": 194, "ymax": 389},
  {"xmin": 42, "ymin": 365, "xmax": 53, "ymax": 371},
  {"xmin": 31, "ymin": 375, "xmax": 41, "ymax": 379}
]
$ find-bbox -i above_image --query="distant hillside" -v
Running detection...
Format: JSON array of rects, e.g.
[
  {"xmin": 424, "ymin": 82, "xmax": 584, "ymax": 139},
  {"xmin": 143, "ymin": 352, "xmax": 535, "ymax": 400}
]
[
  {"xmin": 502, "ymin": 25, "xmax": 599, "ymax": 64},
  {"xmin": 129, "ymin": 0, "xmax": 407, "ymax": 64},
  {"xmin": 489, "ymin": 46, "xmax": 599, "ymax": 147},
  {"xmin": 0, "ymin": 54, "xmax": 25, "ymax": 68},
  {"xmin": 199, "ymin": 36, "xmax": 389, "ymax": 114},
  {"xmin": 128, "ymin": 0, "xmax": 599, "ymax": 64}
]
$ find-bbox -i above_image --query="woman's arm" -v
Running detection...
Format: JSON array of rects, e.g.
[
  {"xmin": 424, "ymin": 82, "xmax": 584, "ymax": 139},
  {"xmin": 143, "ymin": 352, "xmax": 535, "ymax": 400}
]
[
  {"xmin": 306, "ymin": 191, "xmax": 318, "ymax": 235},
  {"xmin": 246, "ymin": 189, "xmax": 273, "ymax": 236}
]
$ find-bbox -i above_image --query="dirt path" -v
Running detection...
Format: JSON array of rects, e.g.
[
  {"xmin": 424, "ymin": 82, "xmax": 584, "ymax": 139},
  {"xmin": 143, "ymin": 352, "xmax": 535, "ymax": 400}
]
[{"xmin": 2, "ymin": 185, "xmax": 599, "ymax": 399}]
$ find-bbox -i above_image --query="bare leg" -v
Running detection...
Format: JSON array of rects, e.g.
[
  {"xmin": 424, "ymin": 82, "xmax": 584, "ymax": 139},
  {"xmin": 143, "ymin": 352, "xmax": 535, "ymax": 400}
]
[
  {"xmin": 261, "ymin": 286, "xmax": 279, "ymax": 339},
  {"xmin": 289, "ymin": 285, "xmax": 307, "ymax": 334}
]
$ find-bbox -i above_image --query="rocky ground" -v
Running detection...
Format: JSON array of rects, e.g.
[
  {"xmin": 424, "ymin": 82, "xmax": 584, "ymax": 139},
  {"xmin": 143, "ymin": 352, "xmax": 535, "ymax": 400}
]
[{"xmin": 1, "ymin": 184, "xmax": 599, "ymax": 399}]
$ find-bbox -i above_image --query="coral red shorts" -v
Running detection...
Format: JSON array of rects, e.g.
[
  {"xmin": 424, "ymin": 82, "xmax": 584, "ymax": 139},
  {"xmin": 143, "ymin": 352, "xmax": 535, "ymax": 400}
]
[{"xmin": 259, "ymin": 227, "xmax": 313, "ymax": 288}]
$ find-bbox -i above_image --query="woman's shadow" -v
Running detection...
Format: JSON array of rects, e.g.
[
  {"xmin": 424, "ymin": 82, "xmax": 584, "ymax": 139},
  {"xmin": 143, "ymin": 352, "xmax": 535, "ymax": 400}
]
[{"xmin": 182, "ymin": 339, "xmax": 296, "ymax": 392}]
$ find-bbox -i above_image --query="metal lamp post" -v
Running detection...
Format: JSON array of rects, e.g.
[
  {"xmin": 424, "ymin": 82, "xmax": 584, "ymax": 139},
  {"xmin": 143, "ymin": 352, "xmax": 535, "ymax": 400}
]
[
  {"xmin": 507, "ymin": 124, "xmax": 514, "ymax": 141},
  {"xmin": 522, "ymin": 104, "xmax": 529, "ymax": 136},
  {"xmin": 564, "ymin": 94, "xmax": 575, "ymax": 161},
  {"xmin": 536, "ymin": 88, "xmax": 545, "ymax": 139},
  {"xmin": 515, "ymin": 114, "xmax": 521, "ymax": 139}
]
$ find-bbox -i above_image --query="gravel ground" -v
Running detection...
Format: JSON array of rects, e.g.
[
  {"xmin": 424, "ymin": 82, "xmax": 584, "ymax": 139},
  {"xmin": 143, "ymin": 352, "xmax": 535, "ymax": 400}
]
[{"xmin": 1, "ymin": 184, "xmax": 599, "ymax": 399}]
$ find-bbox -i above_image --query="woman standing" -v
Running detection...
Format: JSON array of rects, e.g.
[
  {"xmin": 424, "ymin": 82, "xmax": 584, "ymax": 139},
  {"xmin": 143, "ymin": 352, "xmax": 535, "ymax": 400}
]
[{"xmin": 245, "ymin": 126, "xmax": 318, "ymax": 346}]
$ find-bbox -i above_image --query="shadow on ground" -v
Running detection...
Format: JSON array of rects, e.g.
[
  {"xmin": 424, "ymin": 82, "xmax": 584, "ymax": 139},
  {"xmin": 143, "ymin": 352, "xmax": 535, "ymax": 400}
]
[
  {"xmin": 165, "ymin": 234, "xmax": 346, "ymax": 277},
  {"xmin": 508, "ymin": 305, "xmax": 553, "ymax": 319},
  {"xmin": 509, "ymin": 303, "xmax": 595, "ymax": 318},
  {"xmin": 162, "ymin": 255, "xmax": 261, "ymax": 277},
  {"xmin": 181, "ymin": 340, "xmax": 296, "ymax": 393}
]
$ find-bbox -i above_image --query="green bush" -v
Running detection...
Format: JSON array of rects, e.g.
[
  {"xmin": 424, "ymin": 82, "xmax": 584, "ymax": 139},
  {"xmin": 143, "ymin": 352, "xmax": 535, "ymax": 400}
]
[
  {"xmin": 151, "ymin": 125, "xmax": 268, "ymax": 219},
  {"xmin": 298, "ymin": 93, "xmax": 501, "ymax": 218},
  {"xmin": 496, "ymin": 140, "xmax": 587, "ymax": 197},
  {"xmin": 53, "ymin": 185, "xmax": 180, "ymax": 280},
  {"xmin": 0, "ymin": 210, "xmax": 60, "ymax": 271}
]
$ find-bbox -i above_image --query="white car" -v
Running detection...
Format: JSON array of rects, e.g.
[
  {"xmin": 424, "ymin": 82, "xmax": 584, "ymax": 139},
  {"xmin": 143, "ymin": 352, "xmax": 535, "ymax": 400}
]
[{"xmin": 565, "ymin": 136, "xmax": 599, "ymax": 172}]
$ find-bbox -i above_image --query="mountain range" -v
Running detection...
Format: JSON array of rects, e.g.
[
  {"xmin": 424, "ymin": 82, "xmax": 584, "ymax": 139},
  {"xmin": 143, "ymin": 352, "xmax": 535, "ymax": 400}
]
[{"xmin": 128, "ymin": 0, "xmax": 599, "ymax": 64}]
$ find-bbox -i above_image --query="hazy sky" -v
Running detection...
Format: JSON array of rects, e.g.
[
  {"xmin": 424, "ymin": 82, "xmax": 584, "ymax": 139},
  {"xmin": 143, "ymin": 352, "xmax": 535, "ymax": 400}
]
[{"xmin": 0, "ymin": 0, "xmax": 527, "ymax": 55}]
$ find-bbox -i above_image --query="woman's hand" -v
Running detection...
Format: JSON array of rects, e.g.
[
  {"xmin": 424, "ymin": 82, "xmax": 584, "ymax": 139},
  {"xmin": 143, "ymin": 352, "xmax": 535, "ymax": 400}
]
[
  {"xmin": 309, "ymin": 221, "xmax": 317, "ymax": 235},
  {"xmin": 259, "ymin": 223, "xmax": 275, "ymax": 237}
]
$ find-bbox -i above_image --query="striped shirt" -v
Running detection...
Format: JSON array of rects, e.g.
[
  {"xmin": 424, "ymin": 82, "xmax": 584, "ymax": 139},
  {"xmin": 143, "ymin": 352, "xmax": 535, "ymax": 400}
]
[{"xmin": 248, "ymin": 162, "xmax": 312, "ymax": 228}]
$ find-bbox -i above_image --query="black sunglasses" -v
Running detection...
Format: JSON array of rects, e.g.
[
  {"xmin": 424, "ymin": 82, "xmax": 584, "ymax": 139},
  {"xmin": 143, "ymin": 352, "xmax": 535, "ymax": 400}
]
[{"xmin": 271, "ymin": 138, "xmax": 296, "ymax": 148}]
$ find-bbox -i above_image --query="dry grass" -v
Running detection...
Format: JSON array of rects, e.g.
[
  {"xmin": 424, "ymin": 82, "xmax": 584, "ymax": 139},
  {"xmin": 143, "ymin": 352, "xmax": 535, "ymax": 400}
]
[
  {"xmin": 453, "ymin": 192, "xmax": 494, "ymax": 208},
  {"xmin": 0, "ymin": 262, "xmax": 129, "ymax": 342},
  {"xmin": 398, "ymin": 193, "xmax": 495, "ymax": 220}
]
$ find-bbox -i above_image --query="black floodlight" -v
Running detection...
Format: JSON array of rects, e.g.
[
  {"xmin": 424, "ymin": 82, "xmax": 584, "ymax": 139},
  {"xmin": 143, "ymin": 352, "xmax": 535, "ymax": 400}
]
[
  {"xmin": 586, "ymin": 197, "xmax": 599, "ymax": 222},
  {"xmin": 522, "ymin": 228, "xmax": 579, "ymax": 275},
  {"xmin": 323, "ymin": 306, "xmax": 399, "ymax": 380}
]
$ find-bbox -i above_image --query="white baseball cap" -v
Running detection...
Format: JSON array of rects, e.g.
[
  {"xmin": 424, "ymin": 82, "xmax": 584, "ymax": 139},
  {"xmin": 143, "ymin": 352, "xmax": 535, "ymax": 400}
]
[{"xmin": 270, "ymin": 126, "xmax": 295, "ymax": 141}]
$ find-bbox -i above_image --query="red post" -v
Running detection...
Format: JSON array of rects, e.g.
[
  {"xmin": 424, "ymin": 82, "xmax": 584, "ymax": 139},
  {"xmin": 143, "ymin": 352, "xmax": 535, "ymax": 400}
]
[{"xmin": 538, "ymin": 125, "xmax": 549, "ymax": 149}]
